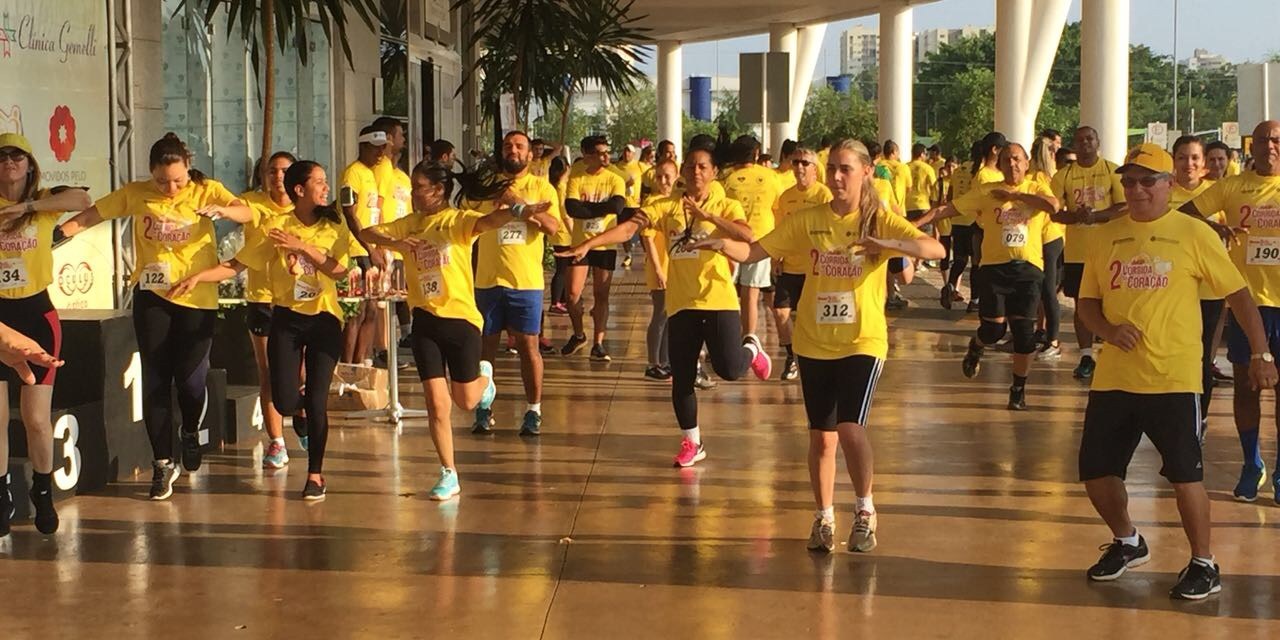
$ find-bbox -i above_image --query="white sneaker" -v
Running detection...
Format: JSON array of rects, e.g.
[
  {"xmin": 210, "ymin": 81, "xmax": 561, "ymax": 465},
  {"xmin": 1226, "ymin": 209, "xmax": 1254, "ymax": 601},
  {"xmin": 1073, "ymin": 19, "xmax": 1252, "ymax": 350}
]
[
  {"xmin": 807, "ymin": 517, "xmax": 835, "ymax": 553},
  {"xmin": 849, "ymin": 510, "xmax": 877, "ymax": 553}
]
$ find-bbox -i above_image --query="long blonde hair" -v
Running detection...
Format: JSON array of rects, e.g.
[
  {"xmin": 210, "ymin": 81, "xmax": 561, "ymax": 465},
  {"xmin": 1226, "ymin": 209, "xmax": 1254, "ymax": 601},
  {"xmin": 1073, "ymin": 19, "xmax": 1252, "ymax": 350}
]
[
  {"xmin": 1, "ymin": 150, "xmax": 40, "ymax": 234},
  {"xmin": 829, "ymin": 139, "xmax": 883, "ymax": 239},
  {"xmin": 1030, "ymin": 134, "xmax": 1056, "ymax": 179}
]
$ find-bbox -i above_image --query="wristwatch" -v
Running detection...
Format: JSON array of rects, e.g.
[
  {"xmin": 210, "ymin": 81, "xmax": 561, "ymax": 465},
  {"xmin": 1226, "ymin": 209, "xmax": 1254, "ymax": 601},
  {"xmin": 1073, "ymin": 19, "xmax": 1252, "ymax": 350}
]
[{"xmin": 1251, "ymin": 352, "xmax": 1275, "ymax": 363}]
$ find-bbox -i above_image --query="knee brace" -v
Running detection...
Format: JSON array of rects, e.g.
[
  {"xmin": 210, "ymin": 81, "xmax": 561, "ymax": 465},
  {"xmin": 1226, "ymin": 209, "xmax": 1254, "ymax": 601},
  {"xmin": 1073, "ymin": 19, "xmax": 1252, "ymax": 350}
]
[
  {"xmin": 977, "ymin": 319, "xmax": 1007, "ymax": 346},
  {"xmin": 1010, "ymin": 318, "xmax": 1038, "ymax": 354}
]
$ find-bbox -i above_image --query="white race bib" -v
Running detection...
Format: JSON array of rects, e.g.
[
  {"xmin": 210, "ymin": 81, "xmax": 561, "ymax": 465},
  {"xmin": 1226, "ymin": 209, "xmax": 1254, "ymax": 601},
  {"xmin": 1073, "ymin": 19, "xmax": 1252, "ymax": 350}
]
[
  {"xmin": 139, "ymin": 263, "xmax": 172, "ymax": 291},
  {"xmin": 669, "ymin": 239, "xmax": 699, "ymax": 260},
  {"xmin": 584, "ymin": 218, "xmax": 606, "ymax": 234},
  {"xmin": 815, "ymin": 291, "xmax": 856, "ymax": 325},
  {"xmin": 293, "ymin": 279, "xmax": 321, "ymax": 302},
  {"xmin": 1002, "ymin": 223, "xmax": 1028, "ymax": 248},
  {"xmin": 499, "ymin": 221, "xmax": 528, "ymax": 245},
  {"xmin": 0, "ymin": 258, "xmax": 29, "ymax": 290},
  {"xmin": 418, "ymin": 271, "xmax": 443, "ymax": 298},
  {"xmin": 1247, "ymin": 236, "xmax": 1280, "ymax": 266}
]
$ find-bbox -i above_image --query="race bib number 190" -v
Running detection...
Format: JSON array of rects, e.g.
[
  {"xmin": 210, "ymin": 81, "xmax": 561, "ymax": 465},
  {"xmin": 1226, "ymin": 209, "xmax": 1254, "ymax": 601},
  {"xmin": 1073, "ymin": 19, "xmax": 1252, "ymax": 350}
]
[{"xmin": 1247, "ymin": 236, "xmax": 1280, "ymax": 266}]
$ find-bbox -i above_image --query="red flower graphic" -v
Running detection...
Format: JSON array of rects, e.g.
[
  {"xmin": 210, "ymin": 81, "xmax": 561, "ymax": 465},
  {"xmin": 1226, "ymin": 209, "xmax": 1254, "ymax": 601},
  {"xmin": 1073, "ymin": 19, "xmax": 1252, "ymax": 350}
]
[{"xmin": 49, "ymin": 106, "xmax": 77, "ymax": 162}]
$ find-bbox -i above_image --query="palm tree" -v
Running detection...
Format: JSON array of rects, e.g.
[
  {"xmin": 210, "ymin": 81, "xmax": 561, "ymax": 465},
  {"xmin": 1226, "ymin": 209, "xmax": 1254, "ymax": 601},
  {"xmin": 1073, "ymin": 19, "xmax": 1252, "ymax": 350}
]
[
  {"xmin": 178, "ymin": 0, "xmax": 379, "ymax": 171},
  {"xmin": 456, "ymin": 0, "xmax": 652, "ymax": 145}
]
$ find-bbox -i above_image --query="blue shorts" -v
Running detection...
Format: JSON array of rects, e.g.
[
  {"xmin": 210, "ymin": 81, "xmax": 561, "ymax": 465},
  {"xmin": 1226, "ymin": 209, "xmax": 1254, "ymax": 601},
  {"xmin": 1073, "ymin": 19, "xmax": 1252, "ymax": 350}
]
[
  {"xmin": 1227, "ymin": 306, "xmax": 1280, "ymax": 365},
  {"xmin": 476, "ymin": 287, "xmax": 543, "ymax": 336}
]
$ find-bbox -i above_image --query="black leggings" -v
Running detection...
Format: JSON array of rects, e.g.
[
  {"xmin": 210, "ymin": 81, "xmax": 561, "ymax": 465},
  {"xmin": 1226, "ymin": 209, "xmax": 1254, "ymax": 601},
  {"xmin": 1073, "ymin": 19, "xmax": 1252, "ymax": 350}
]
[
  {"xmin": 1041, "ymin": 238, "xmax": 1064, "ymax": 342},
  {"xmin": 947, "ymin": 224, "xmax": 974, "ymax": 286},
  {"xmin": 550, "ymin": 248, "xmax": 572, "ymax": 305},
  {"xmin": 668, "ymin": 309, "xmax": 752, "ymax": 429},
  {"xmin": 268, "ymin": 307, "xmax": 343, "ymax": 474},
  {"xmin": 1200, "ymin": 298, "xmax": 1225, "ymax": 419},
  {"xmin": 132, "ymin": 289, "xmax": 215, "ymax": 461}
]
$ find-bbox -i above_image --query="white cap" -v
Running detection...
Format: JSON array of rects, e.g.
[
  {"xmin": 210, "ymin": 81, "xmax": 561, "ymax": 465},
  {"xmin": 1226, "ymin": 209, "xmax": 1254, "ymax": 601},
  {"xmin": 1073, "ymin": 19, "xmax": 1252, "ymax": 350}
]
[
  {"xmin": 625, "ymin": 144, "xmax": 639, "ymax": 155},
  {"xmin": 358, "ymin": 131, "xmax": 388, "ymax": 146}
]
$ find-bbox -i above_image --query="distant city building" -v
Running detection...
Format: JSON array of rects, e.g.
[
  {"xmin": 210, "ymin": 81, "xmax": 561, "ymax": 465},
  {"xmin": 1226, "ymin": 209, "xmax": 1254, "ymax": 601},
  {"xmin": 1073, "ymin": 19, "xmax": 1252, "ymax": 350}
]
[
  {"xmin": 915, "ymin": 26, "xmax": 991, "ymax": 63},
  {"xmin": 1184, "ymin": 48, "xmax": 1230, "ymax": 72},
  {"xmin": 839, "ymin": 24, "xmax": 991, "ymax": 76}
]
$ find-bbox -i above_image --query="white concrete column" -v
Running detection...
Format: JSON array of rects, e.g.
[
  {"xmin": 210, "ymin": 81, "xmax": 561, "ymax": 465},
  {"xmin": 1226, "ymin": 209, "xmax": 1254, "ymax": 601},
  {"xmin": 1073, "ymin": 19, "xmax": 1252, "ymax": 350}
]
[
  {"xmin": 995, "ymin": 0, "xmax": 1070, "ymax": 147},
  {"xmin": 790, "ymin": 24, "xmax": 828, "ymax": 146},
  {"xmin": 657, "ymin": 41, "xmax": 683, "ymax": 151},
  {"xmin": 1081, "ymin": 0, "xmax": 1130, "ymax": 162},
  {"xmin": 768, "ymin": 24, "xmax": 798, "ymax": 155},
  {"xmin": 878, "ymin": 1, "xmax": 912, "ymax": 148}
]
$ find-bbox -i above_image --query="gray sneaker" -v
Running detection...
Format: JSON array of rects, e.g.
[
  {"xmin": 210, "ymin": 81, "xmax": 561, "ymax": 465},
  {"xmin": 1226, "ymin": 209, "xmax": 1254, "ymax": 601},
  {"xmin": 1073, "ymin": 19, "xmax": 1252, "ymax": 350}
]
[
  {"xmin": 149, "ymin": 461, "xmax": 181, "ymax": 501},
  {"xmin": 1036, "ymin": 343, "xmax": 1062, "ymax": 361},
  {"xmin": 807, "ymin": 517, "xmax": 835, "ymax": 553},
  {"xmin": 849, "ymin": 510, "xmax": 878, "ymax": 553}
]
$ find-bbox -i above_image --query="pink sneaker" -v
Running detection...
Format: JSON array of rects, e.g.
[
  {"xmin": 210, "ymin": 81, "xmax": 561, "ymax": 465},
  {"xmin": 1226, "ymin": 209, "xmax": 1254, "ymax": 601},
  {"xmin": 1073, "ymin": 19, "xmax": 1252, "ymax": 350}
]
[
  {"xmin": 673, "ymin": 439, "xmax": 706, "ymax": 468},
  {"xmin": 744, "ymin": 334, "xmax": 772, "ymax": 380}
]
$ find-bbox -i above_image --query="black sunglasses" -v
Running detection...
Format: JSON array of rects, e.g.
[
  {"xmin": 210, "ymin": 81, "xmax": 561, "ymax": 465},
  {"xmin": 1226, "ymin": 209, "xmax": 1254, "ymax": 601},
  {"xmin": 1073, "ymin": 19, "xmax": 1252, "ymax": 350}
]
[
  {"xmin": 0, "ymin": 148, "xmax": 28, "ymax": 163},
  {"xmin": 1119, "ymin": 173, "xmax": 1170, "ymax": 188}
]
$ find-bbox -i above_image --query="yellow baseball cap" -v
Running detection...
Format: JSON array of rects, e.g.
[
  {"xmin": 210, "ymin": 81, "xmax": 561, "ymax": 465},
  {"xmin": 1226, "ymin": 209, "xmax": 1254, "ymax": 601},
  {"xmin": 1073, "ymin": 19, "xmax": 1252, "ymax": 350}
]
[
  {"xmin": 0, "ymin": 132, "xmax": 33, "ymax": 155},
  {"xmin": 1116, "ymin": 143, "xmax": 1173, "ymax": 175}
]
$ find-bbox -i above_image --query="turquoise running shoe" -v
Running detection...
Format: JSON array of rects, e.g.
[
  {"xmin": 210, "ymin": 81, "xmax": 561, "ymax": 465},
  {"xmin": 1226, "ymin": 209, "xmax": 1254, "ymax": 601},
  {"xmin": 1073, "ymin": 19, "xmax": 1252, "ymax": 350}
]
[{"xmin": 429, "ymin": 467, "xmax": 460, "ymax": 501}]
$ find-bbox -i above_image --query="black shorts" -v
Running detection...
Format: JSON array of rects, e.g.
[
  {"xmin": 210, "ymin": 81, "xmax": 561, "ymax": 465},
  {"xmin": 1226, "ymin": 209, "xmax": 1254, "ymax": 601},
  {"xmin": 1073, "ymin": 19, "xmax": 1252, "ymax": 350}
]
[
  {"xmin": 574, "ymin": 249, "xmax": 617, "ymax": 270},
  {"xmin": 409, "ymin": 308, "xmax": 482, "ymax": 382},
  {"xmin": 246, "ymin": 301, "xmax": 273, "ymax": 337},
  {"xmin": 772, "ymin": 273, "xmax": 806, "ymax": 310},
  {"xmin": 0, "ymin": 291, "xmax": 61, "ymax": 386},
  {"xmin": 1080, "ymin": 391, "xmax": 1203, "ymax": 483},
  {"xmin": 888, "ymin": 257, "xmax": 908, "ymax": 274},
  {"xmin": 907, "ymin": 209, "xmax": 932, "ymax": 233},
  {"xmin": 354, "ymin": 255, "xmax": 373, "ymax": 271},
  {"xmin": 798, "ymin": 354, "xmax": 884, "ymax": 430},
  {"xmin": 977, "ymin": 262, "xmax": 1043, "ymax": 318},
  {"xmin": 1063, "ymin": 262, "xmax": 1085, "ymax": 299},
  {"xmin": 553, "ymin": 246, "xmax": 574, "ymax": 270}
]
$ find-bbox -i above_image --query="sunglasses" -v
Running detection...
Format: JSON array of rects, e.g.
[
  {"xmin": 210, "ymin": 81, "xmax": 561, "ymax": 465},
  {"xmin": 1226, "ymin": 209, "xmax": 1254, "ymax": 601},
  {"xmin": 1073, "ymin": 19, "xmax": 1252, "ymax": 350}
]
[
  {"xmin": 0, "ymin": 148, "xmax": 28, "ymax": 163},
  {"xmin": 1119, "ymin": 173, "xmax": 1170, "ymax": 188},
  {"xmin": 793, "ymin": 159, "xmax": 814, "ymax": 167}
]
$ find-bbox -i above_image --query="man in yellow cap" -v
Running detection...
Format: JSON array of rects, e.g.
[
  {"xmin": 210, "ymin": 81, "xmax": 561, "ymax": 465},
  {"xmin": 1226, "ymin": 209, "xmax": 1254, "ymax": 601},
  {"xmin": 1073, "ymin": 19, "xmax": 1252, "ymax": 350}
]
[{"xmin": 1077, "ymin": 142, "xmax": 1276, "ymax": 600}]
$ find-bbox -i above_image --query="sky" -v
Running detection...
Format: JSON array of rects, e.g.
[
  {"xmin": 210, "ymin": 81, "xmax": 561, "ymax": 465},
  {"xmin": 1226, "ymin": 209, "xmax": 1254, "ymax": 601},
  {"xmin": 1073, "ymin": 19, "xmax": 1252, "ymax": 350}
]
[{"xmin": 638, "ymin": 0, "xmax": 1279, "ymax": 81}]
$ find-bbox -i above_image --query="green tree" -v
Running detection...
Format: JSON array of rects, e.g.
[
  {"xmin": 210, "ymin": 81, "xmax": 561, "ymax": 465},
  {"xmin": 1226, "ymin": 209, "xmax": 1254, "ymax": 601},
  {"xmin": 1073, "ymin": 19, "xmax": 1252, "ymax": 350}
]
[
  {"xmin": 798, "ymin": 86, "xmax": 877, "ymax": 145},
  {"xmin": 606, "ymin": 81, "xmax": 658, "ymax": 146},
  {"xmin": 932, "ymin": 67, "xmax": 996, "ymax": 156}
]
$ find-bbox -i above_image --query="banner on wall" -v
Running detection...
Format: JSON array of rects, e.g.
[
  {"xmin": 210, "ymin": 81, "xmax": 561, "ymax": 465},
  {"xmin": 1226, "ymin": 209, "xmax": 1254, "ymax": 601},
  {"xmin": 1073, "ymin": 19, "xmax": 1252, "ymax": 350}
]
[{"xmin": 0, "ymin": 0, "xmax": 114, "ymax": 309}]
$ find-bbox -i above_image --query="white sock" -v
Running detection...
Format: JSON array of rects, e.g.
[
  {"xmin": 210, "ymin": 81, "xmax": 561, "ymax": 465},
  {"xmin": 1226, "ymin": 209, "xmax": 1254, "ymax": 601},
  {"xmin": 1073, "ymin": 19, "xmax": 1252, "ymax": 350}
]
[
  {"xmin": 683, "ymin": 427, "xmax": 701, "ymax": 444},
  {"xmin": 1117, "ymin": 530, "xmax": 1140, "ymax": 547},
  {"xmin": 856, "ymin": 494, "xmax": 875, "ymax": 514},
  {"xmin": 271, "ymin": 437, "xmax": 285, "ymax": 446},
  {"xmin": 1081, "ymin": 347, "xmax": 1094, "ymax": 359},
  {"xmin": 1192, "ymin": 555, "xmax": 1216, "ymax": 568},
  {"xmin": 816, "ymin": 506, "xmax": 835, "ymax": 522},
  {"xmin": 527, "ymin": 402, "xmax": 541, "ymax": 414}
]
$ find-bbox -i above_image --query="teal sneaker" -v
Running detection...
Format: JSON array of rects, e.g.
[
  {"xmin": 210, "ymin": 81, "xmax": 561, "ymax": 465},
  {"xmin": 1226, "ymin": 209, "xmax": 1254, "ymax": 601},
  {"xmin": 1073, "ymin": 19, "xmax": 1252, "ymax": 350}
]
[
  {"xmin": 479, "ymin": 360, "xmax": 496, "ymax": 410},
  {"xmin": 299, "ymin": 435, "xmax": 309, "ymax": 452},
  {"xmin": 262, "ymin": 441, "xmax": 290, "ymax": 469},
  {"xmin": 472, "ymin": 407, "xmax": 494, "ymax": 434},
  {"xmin": 1233, "ymin": 464, "xmax": 1267, "ymax": 502},
  {"xmin": 519, "ymin": 410, "xmax": 542, "ymax": 437},
  {"xmin": 429, "ymin": 467, "xmax": 460, "ymax": 501}
]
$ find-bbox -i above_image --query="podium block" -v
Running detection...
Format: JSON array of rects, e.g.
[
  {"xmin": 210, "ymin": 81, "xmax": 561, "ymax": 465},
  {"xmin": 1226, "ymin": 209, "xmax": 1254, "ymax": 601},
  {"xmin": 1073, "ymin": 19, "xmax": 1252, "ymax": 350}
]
[
  {"xmin": 6, "ymin": 401, "xmax": 106, "ymax": 496},
  {"xmin": 211, "ymin": 304, "xmax": 260, "ymax": 386},
  {"xmin": 225, "ymin": 385, "xmax": 265, "ymax": 444}
]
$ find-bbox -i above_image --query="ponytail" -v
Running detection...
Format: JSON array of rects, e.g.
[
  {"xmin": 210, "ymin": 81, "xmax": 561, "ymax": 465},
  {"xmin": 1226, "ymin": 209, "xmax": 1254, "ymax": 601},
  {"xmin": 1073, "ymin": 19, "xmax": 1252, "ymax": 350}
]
[{"xmin": 411, "ymin": 160, "xmax": 512, "ymax": 207}]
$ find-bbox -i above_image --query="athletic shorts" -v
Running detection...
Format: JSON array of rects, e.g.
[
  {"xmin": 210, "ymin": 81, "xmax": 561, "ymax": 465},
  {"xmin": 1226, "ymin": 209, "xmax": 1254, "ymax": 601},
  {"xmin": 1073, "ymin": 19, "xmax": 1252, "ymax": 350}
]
[
  {"xmin": 977, "ymin": 262, "xmax": 1043, "ymax": 318},
  {"xmin": 888, "ymin": 257, "xmax": 908, "ymax": 274},
  {"xmin": 409, "ymin": 308, "xmax": 482, "ymax": 382},
  {"xmin": 735, "ymin": 259, "xmax": 773, "ymax": 288},
  {"xmin": 1079, "ymin": 391, "xmax": 1203, "ymax": 483},
  {"xmin": 354, "ymin": 255, "xmax": 373, "ymax": 272},
  {"xmin": 907, "ymin": 209, "xmax": 932, "ymax": 234},
  {"xmin": 246, "ymin": 301, "xmax": 273, "ymax": 337},
  {"xmin": 1227, "ymin": 305, "xmax": 1280, "ymax": 365},
  {"xmin": 798, "ymin": 354, "xmax": 884, "ymax": 430},
  {"xmin": 476, "ymin": 286, "xmax": 543, "ymax": 336},
  {"xmin": 0, "ymin": 291, "xmax": 62, "ymax": 386},
  {"xmin": 1062, "ymin": 262, "xmax": 1085, "ymax": 299},
  {"xmin": 772, "ymin": 273, "xmax": 806, "ymax": 310},
  {"xmin": 574, "ymin": 249, "xmax": 617, "ymax": 270}
]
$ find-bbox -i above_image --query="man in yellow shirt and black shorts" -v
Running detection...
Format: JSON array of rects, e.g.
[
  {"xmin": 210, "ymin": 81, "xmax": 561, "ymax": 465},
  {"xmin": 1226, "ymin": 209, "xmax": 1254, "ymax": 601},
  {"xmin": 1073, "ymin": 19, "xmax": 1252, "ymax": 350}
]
[
  {"xmin": 339, "ymin": 126, "xmax": 389, "ymax": 364},
  {"xmin": 1078, "ymin": 143, "xmax": 1276, "ymax": 600},
  {"xmin": 561, "ymin": 136, "xmax": 628, "ymax": 361}
]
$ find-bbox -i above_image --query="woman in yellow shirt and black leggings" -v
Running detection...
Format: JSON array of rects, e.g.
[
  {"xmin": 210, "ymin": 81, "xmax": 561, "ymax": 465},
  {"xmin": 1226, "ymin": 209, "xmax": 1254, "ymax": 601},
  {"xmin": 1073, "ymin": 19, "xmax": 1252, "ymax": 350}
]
[
  {"xmin": 0, "ymin": 132, "xmax": 92, "ymax": 536},
  {"xmin": 361, "ymin": 162, "xmax": 553, "ymax": 500},
  {"xmin": 61, "ymin": 134, "xmax": 251, "ymax": 501},
  {"xmin": 173, "ymin": 160, "xmax": 351, "ymax": 500}
]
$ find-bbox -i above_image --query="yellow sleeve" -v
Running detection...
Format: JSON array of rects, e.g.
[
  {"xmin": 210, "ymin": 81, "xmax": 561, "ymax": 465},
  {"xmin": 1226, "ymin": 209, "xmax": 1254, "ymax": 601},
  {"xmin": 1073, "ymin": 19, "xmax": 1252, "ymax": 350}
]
[
  {"xmin": 878, "ymin": 207, "xmax": 928, "ymax": 241},
  {"xmin": 451, "ymin": 211, "xmax": 483, "ymax": 245},
  {"xmin": 952, "ymin": 187, "xmax": 986, "ymax": 219},
  {"xmin": 757, "ymin": 209, "xmax": 807, "ymax": 259},
  {"xmin": 542, "ymin": 182, "xmax": 563, "ymax": 228},
  {"xmin": 1189, "ymin": 179, "xmax": 1227, "ymax": 218},
  {"xmin": 722, "ymin": 199, "xmax": 747, "ymax": 224},
  {"xmin": 330, "ymin": 225, "xmax": 353, "ymax": 266},
  {"xmin": 1049, "ymin": 168, "xmax": 1067, "ymax": 204},
  {"xmin": 1079, "ymin": 253, "xmax": 1102, "ymax": 300},
  {"xmin": 608, "ymin": 173, "xmax": 627, "ymax": 199},
  {"xmin": 1193, "ymin": 223, "xmax": 1247, "ymax": 298},
  {"xmin": 565, "ymin": 174, "xmax": 584, "ymax": 201},
  {"xmin": 234, "ymin": 221, "xmax": 274, "ymax": 271},
  {"xmin": 339, "ymin": 165, "xmax": 360, "ymax": 204},
  {"xmin": 94, "ymin": 186, "xmax": 132, "ymax": 220},
  {"xmin": 370, "ymin": 215, "xmax": 416, "ymax": 241},
  {"xmin": 1108, "ymin": 165, "xmax": 1126, "ymax": 204},
  {"xmin": 203, "ymin": 180, "xmax": 239, "ymax": 207}
]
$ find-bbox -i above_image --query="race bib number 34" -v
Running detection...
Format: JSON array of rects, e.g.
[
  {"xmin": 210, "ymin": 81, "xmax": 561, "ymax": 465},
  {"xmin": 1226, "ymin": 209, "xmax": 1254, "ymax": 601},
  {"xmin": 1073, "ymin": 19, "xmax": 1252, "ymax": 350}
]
[
  {"xmin": 1248, "ymin": 236, "xmax": 1280, "ymax": 266},
  {"xmin": 0, "ymin": 258, "xmax": 29, "ymax": 290},
  {"xmin": 815, "ymin": 291, "xmax": 856, "ymax": 325}
]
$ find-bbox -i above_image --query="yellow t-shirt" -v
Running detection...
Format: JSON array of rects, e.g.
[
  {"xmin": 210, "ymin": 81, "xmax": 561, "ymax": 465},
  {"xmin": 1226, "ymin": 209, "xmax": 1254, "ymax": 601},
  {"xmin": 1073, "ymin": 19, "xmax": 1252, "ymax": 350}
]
[
  {"xmin": 758, "ymin": 203, "xmax": 926, "ymax": 360},
  {"xmin": 239, "ymin": 190, "xmax": 295, "ymax": 303},
  {"xmin": 641, "ymin": 192, "xmax": 673, "ymax": 291},
  {"xmin": 1227, "ymin": 159, "xmax": 1242, "ymax": 177},
  {"xmin": 369, "ymin": 209, "xmax": 484, "ymax": 330},
  {"xmin": 610, "ymin": 160, "xmax": 644, "ymax": 208},
  {"xmin": 775, "ymin": 182, "xmax": 834, "ymax": 274},
  {"xmin": 1029, "ymin": 170, "xmax": 1065, "ymax": 244},
  {"xmin": 566, "ymin": 168, "xmax": 626, "ymax": 250},
  {"xmin": 235, "ymin": 212, "xmax": 353, "ymax": 322},
  {"xmin": 530, "ymin": 156, "xmax": 551, "ymax": 180},
  {"xmin": 1080, "ymin": 211, "xmax": 1246, "ymax": 393},
  {"xmin": 374, "ymin": 159, "xmax": 412, "ymax": 224},
  {"xmin": 340, "ymin": 160, "xmax": 382, "ymax": 258},
  {"xmin": 551, "ymin": 175, "xmax": 572, "ymax": 247},
  {"xmin": 640, "ymin": 191, "xmax": 747, "ymax": 315},
  {"xmin": 953, "ymin": 178, "xmax": 1056, "ymax": 270},
  {"xmin": 1050, "ymin": 159, "xmax": 1125, "ymax": 264},
  {"xmin": 95, "ymin": 179, "xmax": 238, "ymax": 309},
  {"xmin": 1189, "ymin": 172, "xmax": 1280, "ymax": 307},
  {"xmin": 906, "ymin": 159, "xmax": 938, "ymax": 212},
  {"xmin": 0, "ymin": 189, "xmax": 60, "ymax": 300},
  {"xmin": 816, "ymin": 148, "xmax": 830, "ymax": 184},
  {"xmin": 470, "ymin": 172, "xmax": 562, "ymax": 290},
  {"xmin": 1168, "ymin": 180, "xmax": 1222, "ymax": 300},
  {"xmin": 723, "ymin": 164, "xmax": 783, "ymax": 238},
  {"xmin": 947, "ymin": 164, "xmax": 1002, "ymax": 225},
  {"xmin": 873, "ymin": 178, "xmax": 902, "ymax": 216},
  {"xmin": 776, "ymin": 167, "xmax": 798, "ymax": 194},
  {"xmin": 889, "ymin": 160, "xmax": 913, "ymax": 210}
]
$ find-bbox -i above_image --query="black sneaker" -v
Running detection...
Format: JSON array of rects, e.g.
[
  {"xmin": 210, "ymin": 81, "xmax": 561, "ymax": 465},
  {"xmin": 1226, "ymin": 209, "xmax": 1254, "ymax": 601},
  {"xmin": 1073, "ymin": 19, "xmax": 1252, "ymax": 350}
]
[
  {"xmin": 940, "ymin": 283, "xmax": 955, "ymax": 310},
  {"xmin": 472, "ymin": 407, "xmax": 495, "ymax": 435},
  {"xmin": 962, "ymin": 339, "xmax": 984, "ymax": 379},
  {"xmin": 1086, "ymin": 536, "xmax": 1150, "ymax": 581},
  {"xmin": 519, "ymin": 410, "xmax": 542, "ymax": 436},
  {"xmin": 30, "ymin": 482, "xmax": 59, "ymax": 535},
  {"xmin": 149, "ymin": 461, "xmax": 181, "ymax": 501},
  {"xmin": 0, "ymin": 473, "xmax": 12, "ymax": 538},
  {"xmin": 180, "ymin": 428, "xmax": 204, "ymax": 472},
  {"xmin": 561, "ymin": 334, "xmax": 588, "ymax": 356},
  {"xmin": 539, "ymin": 340, "xmax": 556, "ymax": 355},
  {"xmin": 781, "ymin": 355, "xmax": 799, "ymax": 381},
  {"xmin": 590, "ymin": 344, "xmax": 612, "ymax": 362},
  {"xmin": 644, "ymin": 365, "xmax": 671, "ymax": 381},
  {"xmin": 1170, "ymin": 559, "xmax": 1222, "ymax": 600},
  {"xmin": 1032, "ymin": 329, "xmax": 1047, "ymax": 351},
  {"xmin": 1007, "ymin": 385, "xmax": 1027, "ymax": 411},
  {"xmin": 302, "ymin": 479, "xmax": 326, "ymax": 501},
  {"xmin": 966, "ymin": 300, "xmax": 980, "ymax": 313},
  {"xmin": 1073, "ymin": 356, "xmax": 1097, "ymax": 380}
]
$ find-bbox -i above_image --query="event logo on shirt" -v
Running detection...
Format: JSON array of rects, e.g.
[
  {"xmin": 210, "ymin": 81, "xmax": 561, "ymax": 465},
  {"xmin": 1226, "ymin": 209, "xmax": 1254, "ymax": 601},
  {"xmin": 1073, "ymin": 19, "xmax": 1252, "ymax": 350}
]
[
  {"xmin": 141, "ymin": 216, "xmax": 194, "ymax": 243},
  {"xmin": 0, "ymin": 223, "xmax": 37, "ymax": 252},
  {"xmin": 994, "ymin": 206, "xmax": 1032, "ymax": 225},
  {"xmin": 285, "ymin": 252, "xmax": 316, "ymax": 277},
  {"xmin": 412, "ymin": 243, "xmax": 449, "ymax": 270},
  {"xmin": 1109, "ymin": 254, "xmax": 1172, "ymax": 290},
  {"xmin": 1240, "ymin": 204, "xmax": 1280, "ymax": 229},
  {"xmin": 813, "ymin": 251, "xmax": 864, "ymax": 279},
  {"xmin": 1072, "ymin": 186, "xmax": 1105, "ymax": 208}
]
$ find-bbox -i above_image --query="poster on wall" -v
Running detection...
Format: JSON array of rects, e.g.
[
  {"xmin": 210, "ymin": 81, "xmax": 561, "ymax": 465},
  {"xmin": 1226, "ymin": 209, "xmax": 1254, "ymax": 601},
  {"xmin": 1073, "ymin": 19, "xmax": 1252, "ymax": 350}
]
[{"xmin": 0, "ymin": 0, "xmax": 114, "ymax": 309}]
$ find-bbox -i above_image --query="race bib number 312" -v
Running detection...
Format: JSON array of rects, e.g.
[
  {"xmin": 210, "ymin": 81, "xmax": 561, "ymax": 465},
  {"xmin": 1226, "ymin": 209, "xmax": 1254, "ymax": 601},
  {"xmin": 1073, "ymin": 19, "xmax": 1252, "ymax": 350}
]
[{"xmin": 815, "ymin": 291, "xmax": 856, "ymax": 325}]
